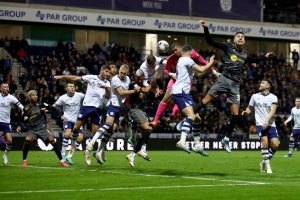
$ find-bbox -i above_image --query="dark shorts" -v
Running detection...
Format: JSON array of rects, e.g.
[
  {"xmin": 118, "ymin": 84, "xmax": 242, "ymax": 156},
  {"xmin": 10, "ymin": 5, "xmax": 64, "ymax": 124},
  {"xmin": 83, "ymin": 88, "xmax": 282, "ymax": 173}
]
[
  {"xmin": 63, "ymin": 121, "xmax": 83, "ymax": 133},
  {"xmin": 106, "ymin": 104, "xmax": 121, "ymax": 125},
  {"xmin": 30, "ymin": 128, "xmax": 50, "ymax": 141},
  {"xmin": 291, "ymin": 129, "xmax": 300, "ymax": 137},
  {"xmin": 172, "ymin": 93, "xmax": 195, "ymax": 111},
  {"xmin": 256, "ymin": 125, "xmax": 278, "ymax": 139},
  {"xmin": 77, "ymin": 106, "xmax": 102, "ymax": 126},
  {"xmin": 208, "ymin": 74, "xmax": 240, "ymax": 104},
  {"xmin": 128, "ymin": 109, "xmax": 148, "ymax": 126},
  {"xmin": 0, "ymin": 122, "xmax": 12, "ymax": 134}
]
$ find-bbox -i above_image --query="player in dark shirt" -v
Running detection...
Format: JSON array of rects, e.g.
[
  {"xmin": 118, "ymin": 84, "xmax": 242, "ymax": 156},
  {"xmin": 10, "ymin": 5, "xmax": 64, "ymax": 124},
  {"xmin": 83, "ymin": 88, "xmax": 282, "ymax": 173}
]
[
  {"xmin": 126, "ymin": 69, "xmax": 157, "ymax": 168},
  {"xmin": 19, "ymin": 90, "xmax": 68, "ymax": 167},
  {"xmin": 199, "ymin": 19, "xmax": 274, "ymax": 153}
]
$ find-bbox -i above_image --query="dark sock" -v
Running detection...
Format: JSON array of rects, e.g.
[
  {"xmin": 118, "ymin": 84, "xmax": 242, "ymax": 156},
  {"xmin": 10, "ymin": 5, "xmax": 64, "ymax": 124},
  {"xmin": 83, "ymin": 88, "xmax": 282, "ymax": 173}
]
[
  {"xmin": 23, "ymin": 140, "xmax": 31, "ymax": 160},
  {"xmin": 52, "ymin": 142, "xmax": 63, "ymax": 160},
  {"xmin": 225, "ymin": 115, "xmax": 240, "ymax": 138},
  {"xmin": 134, "ymin": 130, "xmax": 151, "ymax": 153}
]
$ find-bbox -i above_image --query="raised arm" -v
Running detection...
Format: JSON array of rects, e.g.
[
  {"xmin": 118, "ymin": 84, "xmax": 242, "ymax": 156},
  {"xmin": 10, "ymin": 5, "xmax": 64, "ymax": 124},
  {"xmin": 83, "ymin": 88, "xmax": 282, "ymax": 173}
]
[
  {"xmin": 246, "ymin": 52, "xmax": 275, "ymax": 64},
  {"xmin": 116, "ymin": 85, "xmax": 140, "ymax": 96},
  {"xmin": 54, "ymin": 75, "xmax": 81, "ymax": 81},
  {"xmin": 192, "ymin": 55, "xmax": 215, "ymax": 73},
  {"xmin": 199, "ymin": 20, "xmax": 228, "ymax": 51}
]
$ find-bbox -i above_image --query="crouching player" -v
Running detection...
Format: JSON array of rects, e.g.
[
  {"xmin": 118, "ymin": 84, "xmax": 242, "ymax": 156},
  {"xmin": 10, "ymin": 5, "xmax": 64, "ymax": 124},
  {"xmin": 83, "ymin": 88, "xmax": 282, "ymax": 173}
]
[{"xmin": 19, "ymin": 90, "xmax": 68, "ymax": 167}]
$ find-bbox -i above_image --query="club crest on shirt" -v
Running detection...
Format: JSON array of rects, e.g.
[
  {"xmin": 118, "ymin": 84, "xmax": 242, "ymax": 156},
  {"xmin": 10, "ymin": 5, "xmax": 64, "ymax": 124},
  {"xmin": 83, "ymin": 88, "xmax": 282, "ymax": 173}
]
[{"xmin": 220, "ymin": 0, "xmax": 232, "ymax": 12}]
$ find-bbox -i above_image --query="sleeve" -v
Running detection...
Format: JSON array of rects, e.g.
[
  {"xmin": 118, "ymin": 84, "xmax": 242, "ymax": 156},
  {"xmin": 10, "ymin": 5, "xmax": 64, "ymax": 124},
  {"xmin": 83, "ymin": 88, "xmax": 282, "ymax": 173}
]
[
  {"xmin": 79, "ymin": 92, "xmax": 85, "ymax": 100},
  {"xmin": 245, "ymin": 54, "xmax": 266, "ymax": 63},
  {"xmin": 204, "ymin": 26, "xmax": 228, "ymax": 51},
  {"xmin": 286, "ymin": 110, "xmax": 293, "ymax": 123},
  {"xmin": 111, "ymin": 76, "xmax": 122, "ymax": 90},
  {"xmin": 248, "ymin": 95, "xmax": 255, "ymax": 107},
  {"xmin": 54, "ymin": 96, "xmax": 63, "ymax": 107},
  {"xmin": 11, "ymin": 96, "xmax": 24, "ymax": 112},
  {"xmin": 187, "ymin": 57, "xmax": 196, "ymax": 68},
  {"xmin": 271, "ymin": 95, "xmax": 278, "ymax": 105},
  {"xmin": 164, "ymin": 54, "xmax": 177, "ymax": 75},
  {"xmin": 81, "ymin": 75, "xmax": 94, "ymax": 83}
]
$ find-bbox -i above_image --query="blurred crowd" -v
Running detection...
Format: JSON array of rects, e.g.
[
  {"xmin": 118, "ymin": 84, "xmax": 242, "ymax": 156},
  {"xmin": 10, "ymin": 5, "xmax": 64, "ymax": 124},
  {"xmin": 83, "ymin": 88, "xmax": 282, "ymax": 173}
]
[{"xmin": 0, "ymin": 37, "xmax": 299, "ymax": 140}]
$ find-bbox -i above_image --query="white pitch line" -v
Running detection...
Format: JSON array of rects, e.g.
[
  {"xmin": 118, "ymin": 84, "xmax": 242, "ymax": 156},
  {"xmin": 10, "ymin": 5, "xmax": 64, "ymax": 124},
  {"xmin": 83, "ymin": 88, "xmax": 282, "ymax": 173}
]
[
  {"xmin": 0, "ymin": 183, "xmax": 260, "ymax": 194},
  {"xmin": 97, "ymin": 170, "xmax": 269, "ymax": 185},
  {"xmin": 7, "ymin": 165, "xmax": 269, "ymax": 186}
]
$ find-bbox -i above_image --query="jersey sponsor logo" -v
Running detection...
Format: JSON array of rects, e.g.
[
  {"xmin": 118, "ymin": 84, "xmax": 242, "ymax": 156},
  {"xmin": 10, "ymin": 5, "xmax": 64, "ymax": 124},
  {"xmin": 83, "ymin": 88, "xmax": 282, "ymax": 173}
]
[{"xmin": 230, "ymin": 54, "xmax": 238, "ymax": 62}]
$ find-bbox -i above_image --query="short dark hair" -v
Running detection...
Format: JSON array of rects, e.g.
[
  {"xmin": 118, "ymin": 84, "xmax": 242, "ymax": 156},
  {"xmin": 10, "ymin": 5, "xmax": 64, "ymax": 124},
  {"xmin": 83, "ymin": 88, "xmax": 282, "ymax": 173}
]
[
  {"xmin": 171, "ymin": 42, "xmax": 181, "ymax": 50},
  {"xmin": 235, "ymin": 32, "xmax": 245, "ymax": 36},
  {"xmin": 264, "ymin": 79, "xmax": 273, "ymax": 88},
  {"xmin": 146, "ymin": 55, "xmax": 156, "ymax": 65},
  {"xmin": 101, "ymin": 64, "xmax": 111, "ymax": 71},
  {"xmin": 181, "ymin": 44, "xmax": 193, "ymax": 53},
  {"xmin": 0, "ymin": 82, "xmax": 8, "ymax": 86}
]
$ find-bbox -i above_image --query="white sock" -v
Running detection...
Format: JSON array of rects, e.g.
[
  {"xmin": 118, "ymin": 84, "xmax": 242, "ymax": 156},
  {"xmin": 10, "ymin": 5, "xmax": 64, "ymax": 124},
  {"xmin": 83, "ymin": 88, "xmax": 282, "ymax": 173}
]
[
  {"xmin": 180, "ymin": 132, "xmax": 187, "ymax": 143},
  {"xmin": 194, "ymin": 136, "xmax": 200, "ymax": 146},
  {"xmin": 141, "ymin": 144, "xmax": 147, "ymax": 152},
  {"xmin": 130, "ymin": 152, "xmax": 136, "ymax": 157},
  {"xmin": 97, "ymin": 139, "xmax": 106, "ymax": 152},
  {"xmin": 223, "ymin": 136, "xmax": 230, "ymax": 141},
  {"xmin": 90, "ymin": 132, "xmax": 101, "ymax": 145}
]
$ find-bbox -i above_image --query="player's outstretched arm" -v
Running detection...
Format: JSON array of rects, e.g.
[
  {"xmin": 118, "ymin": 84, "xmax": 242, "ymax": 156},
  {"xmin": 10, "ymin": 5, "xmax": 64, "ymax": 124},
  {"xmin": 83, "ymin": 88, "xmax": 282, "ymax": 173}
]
[
  {"xmin": 54, "ymin": 75, "xmax": 81, "ymax": 81},
  {"xmin": 192, "ymin": 55, "xmax": 215, "ymax": 73},
  {"xmin": 199, "ymin": 19, "xmax": 227, "ymax": 50}
]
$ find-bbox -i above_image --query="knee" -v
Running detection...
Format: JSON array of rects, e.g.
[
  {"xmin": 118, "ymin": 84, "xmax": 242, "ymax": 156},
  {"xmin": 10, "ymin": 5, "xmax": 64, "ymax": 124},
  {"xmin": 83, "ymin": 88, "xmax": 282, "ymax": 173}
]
[{"xmin": 271, "ymin": 139, "xmax": 280, "ymax": 149}]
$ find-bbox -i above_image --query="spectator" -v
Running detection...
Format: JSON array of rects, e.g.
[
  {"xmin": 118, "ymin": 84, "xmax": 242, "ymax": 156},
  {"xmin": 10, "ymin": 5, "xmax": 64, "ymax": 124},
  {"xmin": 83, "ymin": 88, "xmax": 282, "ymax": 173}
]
[{"xmin": 292, "ymin": 49, "xmax": 299, "ymax": 69}]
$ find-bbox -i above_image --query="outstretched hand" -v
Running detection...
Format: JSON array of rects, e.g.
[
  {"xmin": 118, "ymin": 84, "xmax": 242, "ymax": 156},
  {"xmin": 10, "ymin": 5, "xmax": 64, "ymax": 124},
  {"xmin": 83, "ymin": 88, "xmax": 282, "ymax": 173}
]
[{"xmin": 199, "ymin": 19, "xmax": 208, "ymax": 27}]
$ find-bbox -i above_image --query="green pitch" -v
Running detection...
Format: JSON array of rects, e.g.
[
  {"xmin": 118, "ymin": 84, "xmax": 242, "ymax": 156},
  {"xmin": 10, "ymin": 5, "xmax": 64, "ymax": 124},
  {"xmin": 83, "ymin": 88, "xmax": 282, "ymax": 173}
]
[{"xmin": 1, "ymin": 151, "xmax": 300, "ymax": 200}]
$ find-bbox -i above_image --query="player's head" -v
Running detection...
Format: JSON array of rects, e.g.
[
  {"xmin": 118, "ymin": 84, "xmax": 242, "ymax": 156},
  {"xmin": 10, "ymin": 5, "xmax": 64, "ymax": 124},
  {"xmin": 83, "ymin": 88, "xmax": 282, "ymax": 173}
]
[
  {"xmin": 135, "ymin": 69, "xmax": 145, "ymax": 84},
  {"xmin": 295, "ymin": 97, "xmax": 300, "ymax": 108},
  {"xmin": 259, "ymin": 79, "xmax": 272, "ymax": 92},
  {"xmin": 0, "ymin": 83, "xmax": 9, "ymax": 95},
  {"xmin": 234, "ymin": 32, "xmax": 245, "ymax": 47},
  {"xmin": 100, "ymin": 64, "xmax": 111, "ymax": 80},
  {"xmin": 181, "ymin": 44, "xmax": 193, "ymax": 56},
  {"xmin": 171, "ymin": 42, "xmax": 182, "ymax": 57},
  {"xmin": 65, "ymin": 82, "xmax": 76, "ymax": 95},
  {"xmin": 119, "ymin": 64, "xmax": 129, "ymax": 80},
  {"xmin": 28, "ymin": 90, "xmax": 38, "ymax": 103},
  {"xmin": 146, "ymin": 55, "xmax": 156, "ymax": 69},
  {"xmin": 109, "ymin": 62, "xmax": 118, "ymax": 76}
]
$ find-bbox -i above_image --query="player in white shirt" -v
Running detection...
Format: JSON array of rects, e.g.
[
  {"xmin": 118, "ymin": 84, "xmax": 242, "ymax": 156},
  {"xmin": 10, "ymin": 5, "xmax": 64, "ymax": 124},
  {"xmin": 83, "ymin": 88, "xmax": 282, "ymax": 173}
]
[
  {"xmin": 87, "ymin": 65, "xmax": 141, "ymax": 164},
  {"xmin": 242, "ymin": 80, "xmax": 279, "ymax": 174},
  {"xmin": 52, "ymin": 82, "xmax": 84, "ymax": 164},
  {"xmin": 0, "ymin": 83, "xmax": 24, "ymax": 165},
  {"xmin": 171, "ymin": 45, "xmax": 214, "ymax": 154},
  {"xmin": 139, "ymin": 55, "xmax": 166, "ymax": 81},
  {"xmin": 54, "ymin": 65, "xmax": 111, "ymax": 165},
  {"xmin": 283, "ymin": 97, "xmax": 300, "ymax": 157}
]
